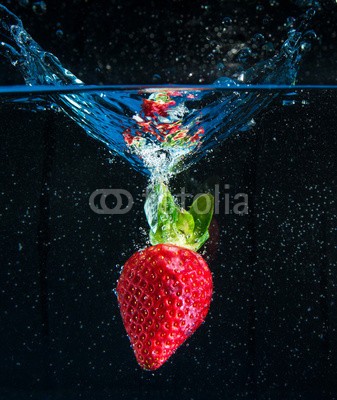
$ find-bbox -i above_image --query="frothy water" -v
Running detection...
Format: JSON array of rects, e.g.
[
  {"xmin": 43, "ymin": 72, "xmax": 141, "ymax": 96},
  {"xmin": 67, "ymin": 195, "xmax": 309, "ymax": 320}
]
[{"xmin": 0, "ymin": 4, "xmax": 319, "ymax": 180}]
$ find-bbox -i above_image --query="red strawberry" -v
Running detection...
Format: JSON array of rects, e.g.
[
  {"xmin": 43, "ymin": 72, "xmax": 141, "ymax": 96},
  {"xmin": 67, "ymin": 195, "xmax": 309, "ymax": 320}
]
[{"xmin": 116, "ymin": 243, "xmax": 213, "ymax": 371}]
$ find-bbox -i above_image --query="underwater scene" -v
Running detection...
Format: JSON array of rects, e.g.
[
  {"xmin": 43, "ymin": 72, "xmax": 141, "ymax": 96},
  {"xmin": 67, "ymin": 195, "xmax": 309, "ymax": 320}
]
[{"xmin": 0, "ymin": 0, "xmax": 337, "ymax": 399}]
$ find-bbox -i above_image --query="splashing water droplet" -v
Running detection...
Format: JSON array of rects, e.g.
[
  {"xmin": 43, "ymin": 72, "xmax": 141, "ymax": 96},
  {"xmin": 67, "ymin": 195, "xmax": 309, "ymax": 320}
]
[
  {"xmin": 282, "ymin": 99, "xmax": 297, "ymax": 106},
  {"xmin": 300, "ymin": 41, "xmax": 311, "ymax": 52},
  {"xmin": 32, "ymin": 1, "xmax": 47, "ymax": 16}
]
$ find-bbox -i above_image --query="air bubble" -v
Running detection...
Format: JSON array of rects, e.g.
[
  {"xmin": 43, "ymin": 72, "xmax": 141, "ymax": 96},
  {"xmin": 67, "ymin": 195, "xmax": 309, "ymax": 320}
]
[
  {"xmin": 303, "ymin": 30, "xmax": 317, "ymax": 41},
  {"xmin": 19, "ymin": 0, "xmax": 29, "ymax": 6},
  {"xmin": 262, "ymin": 42, "xmax": 275, "ymax": 53},
  {"xmin": 216, "ymin": 62, "xmax": 225, "ymax": 71},
  {"xmin": 32, "ymin": 1, "xmax": 47, "ymax": 15},
  {"xmin": 237, "ymin": 48, "xmax": 252, "ymax": 62},
  {"xmin": 222, "ymin": 17, "xmax": 232, "ymax": 26},
  {"xmin": 152, "ymin": 74, "xmax": 161, "ymax": 82},
  {"xmin": 252, "ymin": 33, "xmax": 265, "ymax": 45},
  {"xmin": 56, "ymin": 29, "xmax": 64, "ymax": 39},
  {"xmin": 305, "ymin": 8, "xmax": 317, "ymax": 18},
  {"xmin": 300, "ymin": 42, "xmax": 311, "ymax": 52},
  {"xmin": 286, "ymin": 17, "xmax": 296, "ymax": 28},
  {"xmin": 263, "ymin": 16, "xmax": 272, "ymax": 25}
]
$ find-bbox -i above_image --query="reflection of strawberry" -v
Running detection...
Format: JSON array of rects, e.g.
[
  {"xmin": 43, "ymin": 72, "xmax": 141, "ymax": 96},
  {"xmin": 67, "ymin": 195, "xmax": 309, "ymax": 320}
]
[
  {"xmin": 116, "ymin": 243, "xmax": 213, "ymax": 371},
  {"xmin": 122, "ymin": 92, "xmax": 205, "ymax": 147},
  {"xmin": 142, "ymin": 98, "xmax": 176, "ymax": 118}
]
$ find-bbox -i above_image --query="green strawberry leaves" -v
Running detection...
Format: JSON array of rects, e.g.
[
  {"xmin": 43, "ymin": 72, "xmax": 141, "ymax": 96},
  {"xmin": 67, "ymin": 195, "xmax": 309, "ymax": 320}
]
[{"xmin": 144, "ymin": 182, "xmax": 214, "ymax": 252}]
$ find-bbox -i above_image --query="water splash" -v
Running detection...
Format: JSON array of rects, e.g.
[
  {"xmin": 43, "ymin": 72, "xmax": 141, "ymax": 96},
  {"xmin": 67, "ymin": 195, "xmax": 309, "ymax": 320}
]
[{"xmin": 0, "ymin": 4, "xmax": 319, "ymax": 180}]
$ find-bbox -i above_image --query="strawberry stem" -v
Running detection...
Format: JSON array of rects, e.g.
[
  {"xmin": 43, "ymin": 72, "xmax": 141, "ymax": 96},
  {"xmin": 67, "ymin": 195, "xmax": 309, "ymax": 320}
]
[{"xmin": 144, "ymin": 182, "xmax": 214, "ymax": 252}]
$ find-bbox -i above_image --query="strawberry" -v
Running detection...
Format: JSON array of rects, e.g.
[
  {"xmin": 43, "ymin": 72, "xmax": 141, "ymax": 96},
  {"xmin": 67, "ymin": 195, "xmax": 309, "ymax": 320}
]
[
  {"xmin": 116, "ymin": 243, "xmax": 213, "ymax": 371},
  {"xmin": 116, "ymin": 182, "xmax": 215, "ymax": 370}
]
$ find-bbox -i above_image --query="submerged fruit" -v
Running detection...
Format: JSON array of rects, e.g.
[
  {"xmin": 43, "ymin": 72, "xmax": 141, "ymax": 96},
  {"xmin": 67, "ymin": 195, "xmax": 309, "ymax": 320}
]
[{"xmin": 116, "ymin": 243, "xmax": 213, "ymax": 371}]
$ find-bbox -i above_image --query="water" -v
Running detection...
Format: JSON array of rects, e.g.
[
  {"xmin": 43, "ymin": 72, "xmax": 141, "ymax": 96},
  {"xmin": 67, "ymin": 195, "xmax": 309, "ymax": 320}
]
[
  {"xmin": 1, "ymin": 87, "xmax": 336, "ymax": 399},
  {"xmin": 0, "ymin": 4, "xmax": 319, "ymax": 180}
]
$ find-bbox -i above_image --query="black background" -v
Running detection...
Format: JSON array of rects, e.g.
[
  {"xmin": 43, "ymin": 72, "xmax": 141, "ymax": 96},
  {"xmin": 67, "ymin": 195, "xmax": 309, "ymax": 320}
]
[
  {"xmin": 1, "ymin": 0, "xmax": 337, "ymax": 85},
  {"xmin": 1, "ymin": 1, "xmax": 337, "ymax": 399}
]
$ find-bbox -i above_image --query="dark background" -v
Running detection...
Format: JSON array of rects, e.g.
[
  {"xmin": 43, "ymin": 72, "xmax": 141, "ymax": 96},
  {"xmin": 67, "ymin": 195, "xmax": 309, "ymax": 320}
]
[
  {"xmin": 1, "ymin": 1, "xmax": 337, "ymax": 400},
  {"xmin": 1, "ymin": 0, "xmax": 337, "ymax": 85}
]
